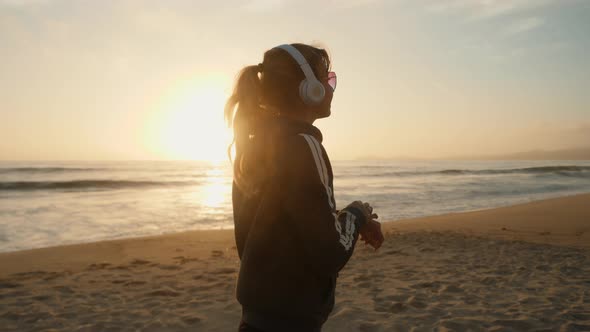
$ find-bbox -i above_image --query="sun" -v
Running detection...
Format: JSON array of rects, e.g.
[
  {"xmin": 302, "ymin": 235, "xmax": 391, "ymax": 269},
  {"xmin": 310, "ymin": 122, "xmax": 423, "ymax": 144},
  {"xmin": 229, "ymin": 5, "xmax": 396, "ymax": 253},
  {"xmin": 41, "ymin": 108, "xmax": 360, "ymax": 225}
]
[{"xmin": 147, "ymin": 76, "xmax": 233, "ymax": 163}]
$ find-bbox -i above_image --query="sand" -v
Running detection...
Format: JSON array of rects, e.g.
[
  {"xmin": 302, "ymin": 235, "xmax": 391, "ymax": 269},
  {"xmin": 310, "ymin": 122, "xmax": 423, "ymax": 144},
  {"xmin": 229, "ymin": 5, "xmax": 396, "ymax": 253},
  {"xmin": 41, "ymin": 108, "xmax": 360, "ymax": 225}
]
[{"xmin": 1, "ymin": 194, "xmax": 589, "ymax": 331}]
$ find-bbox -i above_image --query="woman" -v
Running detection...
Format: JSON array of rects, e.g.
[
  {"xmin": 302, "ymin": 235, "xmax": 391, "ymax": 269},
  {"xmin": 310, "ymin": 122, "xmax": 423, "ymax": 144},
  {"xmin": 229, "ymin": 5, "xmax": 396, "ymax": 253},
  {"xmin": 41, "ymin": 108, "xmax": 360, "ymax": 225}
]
[{"xmin": 224, "ymin": 43, "xmax": 385, "ymax": 332}]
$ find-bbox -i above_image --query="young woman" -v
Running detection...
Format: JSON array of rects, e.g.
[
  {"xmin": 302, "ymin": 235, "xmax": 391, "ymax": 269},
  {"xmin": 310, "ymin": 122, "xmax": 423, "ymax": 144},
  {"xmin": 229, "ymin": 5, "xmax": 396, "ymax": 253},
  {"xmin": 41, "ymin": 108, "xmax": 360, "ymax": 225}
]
[{"xmin": 224, "ymin": 43, "xmax": 385, "ymax": 332}]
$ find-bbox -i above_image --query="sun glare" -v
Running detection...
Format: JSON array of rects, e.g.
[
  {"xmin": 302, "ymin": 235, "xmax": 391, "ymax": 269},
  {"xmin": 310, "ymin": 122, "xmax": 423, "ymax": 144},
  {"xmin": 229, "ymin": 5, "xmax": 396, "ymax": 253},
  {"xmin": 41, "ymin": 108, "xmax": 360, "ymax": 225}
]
[{"xmin": 147, "ymin": 77, "xmax": 233, "ymax": 163}]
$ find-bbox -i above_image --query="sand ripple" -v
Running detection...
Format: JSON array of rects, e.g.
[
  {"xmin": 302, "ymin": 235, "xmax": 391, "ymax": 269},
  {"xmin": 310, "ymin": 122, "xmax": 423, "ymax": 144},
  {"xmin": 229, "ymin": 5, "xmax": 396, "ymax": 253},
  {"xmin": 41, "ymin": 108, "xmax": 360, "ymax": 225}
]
[{"xmin": 1, "ymin": 231, "xmax": 589, "ymax": 331}]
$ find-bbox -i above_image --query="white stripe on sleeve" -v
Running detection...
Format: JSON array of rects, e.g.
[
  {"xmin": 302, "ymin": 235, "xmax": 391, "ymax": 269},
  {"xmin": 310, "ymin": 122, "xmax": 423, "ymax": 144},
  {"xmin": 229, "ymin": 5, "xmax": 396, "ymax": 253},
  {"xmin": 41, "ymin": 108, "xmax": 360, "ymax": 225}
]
[
  {"xmin": 299, "ymin": 134, "xmax": 334, "ymax": 210},
  {"xmin": 299, "ymin": 133, "xmax": 354, "ymax": 251}
]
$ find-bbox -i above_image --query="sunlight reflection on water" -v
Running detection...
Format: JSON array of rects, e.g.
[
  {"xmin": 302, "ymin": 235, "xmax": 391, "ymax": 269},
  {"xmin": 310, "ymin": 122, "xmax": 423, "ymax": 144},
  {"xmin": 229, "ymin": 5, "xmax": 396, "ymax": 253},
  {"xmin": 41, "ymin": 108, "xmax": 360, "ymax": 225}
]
[{"xmin": 2, "ymin": 160, "xmax": 590, "ymax": 252}]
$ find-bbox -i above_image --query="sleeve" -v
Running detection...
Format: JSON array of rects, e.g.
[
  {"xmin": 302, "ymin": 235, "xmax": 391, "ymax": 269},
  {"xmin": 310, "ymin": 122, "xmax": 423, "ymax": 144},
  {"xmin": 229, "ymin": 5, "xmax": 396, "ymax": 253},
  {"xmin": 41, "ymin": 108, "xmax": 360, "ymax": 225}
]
[
  {"xmin": 280, "ymin": 134, "xmax": 368, "ymax": 277},
  {"xmin": 232, "ymin": 180, "xmax": 247, "ymax": 260}
]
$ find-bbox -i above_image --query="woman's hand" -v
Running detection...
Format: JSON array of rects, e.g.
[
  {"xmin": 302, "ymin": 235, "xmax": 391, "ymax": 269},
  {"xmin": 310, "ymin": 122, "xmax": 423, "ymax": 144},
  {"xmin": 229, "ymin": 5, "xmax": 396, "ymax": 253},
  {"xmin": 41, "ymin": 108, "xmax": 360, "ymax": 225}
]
[
  {"xmin": 358, "ymin": 202, "xmax": 384, "ymax": 251},
  {"xmin": 359, "ymin": 218, "xmax": 384, "ymax": 251}
]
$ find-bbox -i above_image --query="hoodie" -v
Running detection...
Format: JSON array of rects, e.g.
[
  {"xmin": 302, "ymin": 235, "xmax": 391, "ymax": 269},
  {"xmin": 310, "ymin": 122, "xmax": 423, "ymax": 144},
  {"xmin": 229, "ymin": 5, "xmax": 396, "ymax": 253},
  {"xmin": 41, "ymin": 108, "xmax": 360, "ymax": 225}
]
[{"xmin": 233, "ymin": 116, "xmax": 368, "ymax": 332}]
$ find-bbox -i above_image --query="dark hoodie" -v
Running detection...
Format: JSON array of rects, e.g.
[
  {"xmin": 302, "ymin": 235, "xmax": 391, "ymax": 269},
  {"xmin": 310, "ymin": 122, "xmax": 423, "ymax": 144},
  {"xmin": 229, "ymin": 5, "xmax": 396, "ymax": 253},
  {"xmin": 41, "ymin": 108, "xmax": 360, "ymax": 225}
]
[{"xmin": 233, "ymin": 116, "xmax": 368, "ymax": 332}]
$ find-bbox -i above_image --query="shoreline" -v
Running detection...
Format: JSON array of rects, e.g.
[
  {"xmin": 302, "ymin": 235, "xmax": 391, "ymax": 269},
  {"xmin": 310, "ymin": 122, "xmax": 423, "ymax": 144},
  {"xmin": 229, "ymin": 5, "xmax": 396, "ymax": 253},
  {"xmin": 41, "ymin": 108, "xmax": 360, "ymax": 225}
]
[
  {"xmin": 0, "ymin": 191, "xmax": 590, "ymax": 255},
  {"xmin": 384, "ymin": 192, "xmax": 590, "ymax": 249},
  {"xmin": 1, "ymin": 193, "xmax": 589, "ymax": 277}
]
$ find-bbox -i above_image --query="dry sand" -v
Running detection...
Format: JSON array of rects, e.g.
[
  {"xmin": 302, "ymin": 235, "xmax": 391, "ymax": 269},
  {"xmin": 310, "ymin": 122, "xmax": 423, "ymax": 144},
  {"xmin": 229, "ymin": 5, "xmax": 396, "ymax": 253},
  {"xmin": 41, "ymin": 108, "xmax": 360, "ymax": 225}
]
[{"xmin": 1, "ymin": 194, "xmax": 589, "ymax": 331}]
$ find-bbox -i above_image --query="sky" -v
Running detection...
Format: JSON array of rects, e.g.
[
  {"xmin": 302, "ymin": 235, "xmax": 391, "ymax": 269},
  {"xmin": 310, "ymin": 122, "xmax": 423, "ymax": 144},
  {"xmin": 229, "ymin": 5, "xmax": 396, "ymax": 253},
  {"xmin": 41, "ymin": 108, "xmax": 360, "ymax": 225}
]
[{"xmin": 1, "ymin": 0, "xmax": 589, "ymax": 161}]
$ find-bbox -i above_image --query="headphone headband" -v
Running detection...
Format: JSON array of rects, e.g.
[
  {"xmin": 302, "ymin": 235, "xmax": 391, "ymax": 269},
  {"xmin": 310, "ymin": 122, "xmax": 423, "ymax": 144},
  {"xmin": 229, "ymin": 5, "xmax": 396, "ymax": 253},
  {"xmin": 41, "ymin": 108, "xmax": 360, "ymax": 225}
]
[{"xmin": 275, "ymin": 44, "xmax": 319, "ymax": 84}]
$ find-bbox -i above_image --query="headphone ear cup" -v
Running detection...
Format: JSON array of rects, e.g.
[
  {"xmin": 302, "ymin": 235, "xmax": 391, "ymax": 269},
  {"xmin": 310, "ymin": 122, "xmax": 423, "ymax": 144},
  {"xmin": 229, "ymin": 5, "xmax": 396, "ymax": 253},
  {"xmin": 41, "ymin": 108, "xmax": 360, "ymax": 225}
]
[{"xmin": 299, "ymin": 79, "xmax": 325, "ymax": 106}]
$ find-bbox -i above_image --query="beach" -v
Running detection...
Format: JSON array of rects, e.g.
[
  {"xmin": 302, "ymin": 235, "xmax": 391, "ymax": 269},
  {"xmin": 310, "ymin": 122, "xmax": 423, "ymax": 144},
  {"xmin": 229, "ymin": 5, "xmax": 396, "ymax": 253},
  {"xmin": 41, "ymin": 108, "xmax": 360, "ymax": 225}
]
[{"xmin": 1, "ymin": 194, "xmax": 589, "ymax": 331}]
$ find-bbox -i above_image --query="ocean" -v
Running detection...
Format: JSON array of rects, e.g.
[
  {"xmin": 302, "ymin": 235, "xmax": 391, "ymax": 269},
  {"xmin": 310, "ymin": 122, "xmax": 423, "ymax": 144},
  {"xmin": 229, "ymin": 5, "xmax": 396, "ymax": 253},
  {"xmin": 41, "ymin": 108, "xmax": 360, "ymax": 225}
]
[{"xmin": 1, "ymin": 160, "xmax": 589, "ymax": 253}]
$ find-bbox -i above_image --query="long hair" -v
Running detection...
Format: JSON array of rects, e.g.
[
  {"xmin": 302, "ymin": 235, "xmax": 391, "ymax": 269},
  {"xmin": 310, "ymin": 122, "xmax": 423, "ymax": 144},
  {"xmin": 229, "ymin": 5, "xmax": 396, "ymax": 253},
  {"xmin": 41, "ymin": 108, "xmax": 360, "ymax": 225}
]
[{"xmin": 224, "ymin": 43, "xmax": 331, "ymax": 196}]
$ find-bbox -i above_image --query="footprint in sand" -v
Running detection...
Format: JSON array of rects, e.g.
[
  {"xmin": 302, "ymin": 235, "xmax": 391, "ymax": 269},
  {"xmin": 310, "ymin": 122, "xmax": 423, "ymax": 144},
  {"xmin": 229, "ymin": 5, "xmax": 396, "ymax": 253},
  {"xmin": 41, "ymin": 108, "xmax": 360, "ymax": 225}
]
[
  {"xmin": 52, "ymin": 285, "xmax": 74, "ymax": 294},
  {"xmin": 130, "ymin": 259, "xmax": 151, "ymax": 266},
  {"xmin": 490, "ymin": 319, "xmax": 534, "ymax": 330},
  {"xmin": 384, "ymin": 249, "xmax": 409, "ymax": 256},
  {"xmin": 0, "ymin": 281, "xmax": 22, "ymax": 289},
  {"xmin": 407, "ymin": 296, "xmax": 428, "ymax": 309},
  {"xmin": 181, "ymin": 315, "xmax": 203, "ymax": 325},
  {"xmin": 108, "ymin": 265, "xmax": 131, "ymax": 271},
  {"xmin": 352, "ymin": 274, "xmax": 368, "ymax": 283},
  {"xmin": 358, "ymin": 322, "xmax": 380, "ymax": 332},
  {"xmin": 157, "ymin": 264, "xmax": 182, "ymax": 271},
  {"xmin": 173, "ymin": 256, "xmax": 201, "ymax": 264},
  {"xmin": 0, "ymin": 289, "xmax": 29, "ymax": 299},
  {"xmin": 211, "ymin": 250, "xmax": 224, "ymax": 257},
  {"xmin": 419, "ymin": 247, "xmax": 435, "ymax": 252},
  {"xmin": 31, "ymin": 294, "xmax": 51, "ymax": 301},
  {"xmin": 357, "ymin": 281, "xmax": 371, "ymax": 289},
  {"xmin": 376, "ymin": 300, "xmax": 408, "ymax": 314},
  {"xmin": 559, "ymin": 265, "xmax": 582, "ymax": 276},
  {"xmin": 480, "ymin": 276, "xmax": 502, "ymax": 285},
  {"xmin": 440, "ymin": 284, "xmax": 463, "ymax": 294},
  {"xmin": 209, "ymin": 267, "xmax": 237, "ymax": 275},
  {"xmin": 10, "ymin": 271, "xmax": 48, "ymax": 280},
  {"xmin": 411, "ymin": 281, "xmax": 441, "ymax": 290},
  {"xmin": 390, "ymin": 302, "xmax": 407, "ymax": 313},
  {"xmin": 535, "ymin": 264, "xmax": 551, "ymax": 272},
  {"xmin": 86, "ymin": 262, "xmax": 112, "ymax": 270},
  {"xmin": 146, "ymin": 288, "xmax": 181, "ymax": 297},
  {"xmin": 562, "ymin": 323, "xmax": 590, "ymax": 331},
  {"xmin": 42, "ymin": 272, "xmax": 64, "ymax": 281}
]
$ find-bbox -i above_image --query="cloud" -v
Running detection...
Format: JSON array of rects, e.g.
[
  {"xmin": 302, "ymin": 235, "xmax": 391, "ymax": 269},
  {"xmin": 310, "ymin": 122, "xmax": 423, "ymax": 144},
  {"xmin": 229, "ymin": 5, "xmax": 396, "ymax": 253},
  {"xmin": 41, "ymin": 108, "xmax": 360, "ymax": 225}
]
[
  {"xmin": 328, "ymin": 0, "xmax": 384, "ymax": 9},
  {"xmin": 425, "ymin": 0, "xmax": 557, "ymax": 20},
  {"xmin": 425, "ymin": 0, "xmax": 473, "ymax": 13},
  {"xmin": 504, "ymin": 17, "xmax": 545, "ymax": 35},
  {"xmin": 241, "ymin": 0, "xmax": 384, "ymax": 11},
  {"xmin": 241, "ymin": 0, "xmax": 287, "ymax": 12},
  {"xmin": 425, "ymin": 1, "xmax": 556, "ymax": 63},
  {"xmin": 0, "ymin": 0, "xmax": 53, "ymax": 6}
]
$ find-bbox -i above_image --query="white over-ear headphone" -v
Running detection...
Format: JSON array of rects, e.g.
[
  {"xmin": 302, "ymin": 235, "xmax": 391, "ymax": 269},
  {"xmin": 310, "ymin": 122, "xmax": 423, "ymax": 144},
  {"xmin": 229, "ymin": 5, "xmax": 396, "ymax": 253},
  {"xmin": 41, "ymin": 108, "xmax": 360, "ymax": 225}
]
[{"xmin": 275, "ymin": 44, "xmax": 326, "ymax": 106}]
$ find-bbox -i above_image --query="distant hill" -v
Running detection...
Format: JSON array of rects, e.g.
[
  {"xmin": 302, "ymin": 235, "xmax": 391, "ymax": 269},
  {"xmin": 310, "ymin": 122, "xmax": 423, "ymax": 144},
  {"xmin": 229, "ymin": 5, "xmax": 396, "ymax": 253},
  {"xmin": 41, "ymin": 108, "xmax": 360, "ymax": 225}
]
[
  {"xmin": 354, "ymin": 147, "xmax": 590, "ymax": 161},
  {"xmin": 472, "ymin": 147, "xmax": 590, "ymax": 161}
]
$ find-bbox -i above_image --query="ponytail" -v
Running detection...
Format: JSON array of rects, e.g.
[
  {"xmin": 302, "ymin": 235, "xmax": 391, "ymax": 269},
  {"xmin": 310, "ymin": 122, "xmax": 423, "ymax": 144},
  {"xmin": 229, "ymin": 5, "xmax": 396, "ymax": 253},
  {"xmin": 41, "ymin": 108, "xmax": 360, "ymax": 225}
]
[
  {"xmin": 225, "ymin": 65, "xmax": 262, "ymax": 160},
  {"xmin": 224, "ymin": 65, "xmax": 268, "ymax": 195}
]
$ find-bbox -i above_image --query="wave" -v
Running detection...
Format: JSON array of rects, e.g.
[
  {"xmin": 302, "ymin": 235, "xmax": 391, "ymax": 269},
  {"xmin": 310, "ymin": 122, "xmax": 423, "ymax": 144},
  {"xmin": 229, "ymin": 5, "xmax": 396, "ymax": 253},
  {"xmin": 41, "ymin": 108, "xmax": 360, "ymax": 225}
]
[
  {"xmin": 369, "ymin": 166, "xmax": 590, "ymax": 178},
  {"xmin": 516, "ymin": 166, "xmax": 590, "ymax": 173},
  {"xmin": 0, "ymin": 179, "xmax": 201, "ymax": 191},
  {"xmin": 0, "ymin": 167, "xmax": 108, "ymax": 174},
  {"xmin": 0, "ymin": 167, "xmax": 215, "ymax": 177}
]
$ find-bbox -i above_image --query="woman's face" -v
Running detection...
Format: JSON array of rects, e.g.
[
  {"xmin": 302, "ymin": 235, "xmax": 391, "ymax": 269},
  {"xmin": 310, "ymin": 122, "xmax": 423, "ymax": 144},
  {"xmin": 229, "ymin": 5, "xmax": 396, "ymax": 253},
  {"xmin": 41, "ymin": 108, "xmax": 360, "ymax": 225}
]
[{"xmin": 312, "ymin": 63, "xmax": 333, "ymax": 119}]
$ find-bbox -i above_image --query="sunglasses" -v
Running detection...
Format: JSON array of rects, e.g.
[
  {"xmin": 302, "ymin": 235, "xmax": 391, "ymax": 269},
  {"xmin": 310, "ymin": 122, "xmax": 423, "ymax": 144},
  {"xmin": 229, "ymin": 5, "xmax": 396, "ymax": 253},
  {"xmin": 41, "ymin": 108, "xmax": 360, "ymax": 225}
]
[{"xmin": 326, "ymin": 71, "xmax": 337, "ymax": 91}]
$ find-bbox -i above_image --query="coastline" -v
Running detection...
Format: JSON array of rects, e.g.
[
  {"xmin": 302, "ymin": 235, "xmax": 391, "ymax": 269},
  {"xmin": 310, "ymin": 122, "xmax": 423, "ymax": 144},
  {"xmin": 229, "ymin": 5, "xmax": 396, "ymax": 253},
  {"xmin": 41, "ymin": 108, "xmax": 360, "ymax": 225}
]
[
  {"xmin": 2, "ymin": 193, "xmax": 588, "ymax": 277},
  {"xmin": 1, "ymin": 193, "xmax": 589, "ymax": 331},
  {"xmin": 383, "ymin": 192, "xmax": 590, "ymax": 249}
]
